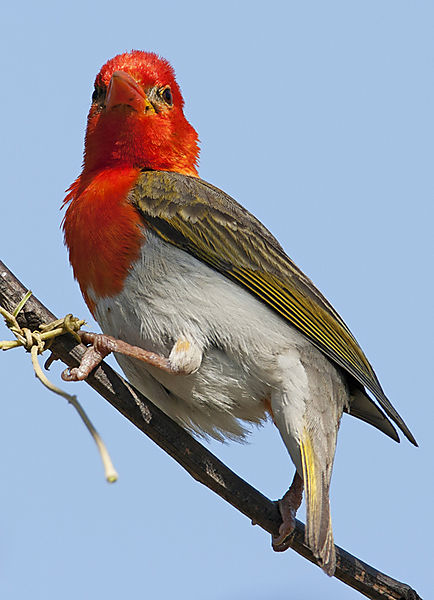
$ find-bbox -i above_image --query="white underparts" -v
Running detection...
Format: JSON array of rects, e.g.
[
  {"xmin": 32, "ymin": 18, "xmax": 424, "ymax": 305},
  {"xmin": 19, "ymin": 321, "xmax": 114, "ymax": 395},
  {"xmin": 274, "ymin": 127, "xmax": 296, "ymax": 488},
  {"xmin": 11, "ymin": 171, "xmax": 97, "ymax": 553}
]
[
  {"xmin": 89, "ymin": 230, "xmax": 349, "ymax": 573},
  {"xmin": 89, "ymin": 231, "xmax": 348, "ymax": 462}
]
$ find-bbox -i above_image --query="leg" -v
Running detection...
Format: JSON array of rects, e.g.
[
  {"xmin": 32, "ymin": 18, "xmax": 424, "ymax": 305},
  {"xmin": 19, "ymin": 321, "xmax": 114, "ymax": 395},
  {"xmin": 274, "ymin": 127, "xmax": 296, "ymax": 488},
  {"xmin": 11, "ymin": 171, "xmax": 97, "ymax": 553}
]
[
  {"xmin": 268, "ymin": 348, "xmax": 344, "ymax": 574},
  {"xmin": 62, "ymin": 331, "xmax": 202, "ymax": 381},
  {"xmin": 272, "ymin": 471, "xmax": 304, "ymax": 552},
  {"xmin": 268, "ymin": 364, "xmax": 306, "ymax": 551}
]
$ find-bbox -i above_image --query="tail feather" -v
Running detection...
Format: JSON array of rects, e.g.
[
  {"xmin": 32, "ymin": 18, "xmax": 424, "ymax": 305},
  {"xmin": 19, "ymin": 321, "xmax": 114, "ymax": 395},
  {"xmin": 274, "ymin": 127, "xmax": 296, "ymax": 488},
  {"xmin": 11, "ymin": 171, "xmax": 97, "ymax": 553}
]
[
  {"xmin": 300, "ymin": 430, "xmax": 336, "ymax": 576},
  {"xmin": 348, "ymin": 387, "xmax": 400, "ymax": 442}
]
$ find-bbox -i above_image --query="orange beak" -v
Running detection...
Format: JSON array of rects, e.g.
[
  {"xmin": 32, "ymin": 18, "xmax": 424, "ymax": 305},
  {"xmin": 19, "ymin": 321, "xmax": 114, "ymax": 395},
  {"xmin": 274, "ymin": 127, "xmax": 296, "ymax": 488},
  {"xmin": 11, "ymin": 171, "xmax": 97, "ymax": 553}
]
[{"xmin": 105, "ymin": 71, "xmax": 154, "ymax": 114}]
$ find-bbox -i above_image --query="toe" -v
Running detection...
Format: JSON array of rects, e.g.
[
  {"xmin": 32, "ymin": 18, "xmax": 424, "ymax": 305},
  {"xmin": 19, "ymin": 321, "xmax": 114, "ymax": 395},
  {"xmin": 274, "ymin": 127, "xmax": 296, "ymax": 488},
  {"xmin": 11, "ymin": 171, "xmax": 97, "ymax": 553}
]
[{"xmin": 272, "ymin": 509, "xmax": 296, "ymax": 551}]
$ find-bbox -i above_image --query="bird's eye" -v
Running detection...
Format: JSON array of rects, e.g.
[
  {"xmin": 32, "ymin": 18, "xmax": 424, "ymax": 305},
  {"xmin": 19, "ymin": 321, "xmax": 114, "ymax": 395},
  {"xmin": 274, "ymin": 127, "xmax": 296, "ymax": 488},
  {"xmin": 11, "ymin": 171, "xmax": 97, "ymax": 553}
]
[
  {"xmin": 160, "ymin": 86, "xmax": 173, "ymax": 106},
  {"xmin": 92, "ymin": 86, "xmax": 106, "ymax": 103}
]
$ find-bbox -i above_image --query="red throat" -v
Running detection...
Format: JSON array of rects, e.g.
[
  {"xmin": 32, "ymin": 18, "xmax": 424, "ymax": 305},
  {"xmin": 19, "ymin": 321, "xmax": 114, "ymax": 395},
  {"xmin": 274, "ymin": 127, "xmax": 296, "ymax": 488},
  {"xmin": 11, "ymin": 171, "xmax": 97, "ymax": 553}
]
[{"xmin": 83, "ymin": 108, "xmax": 199, "ymax": 176}]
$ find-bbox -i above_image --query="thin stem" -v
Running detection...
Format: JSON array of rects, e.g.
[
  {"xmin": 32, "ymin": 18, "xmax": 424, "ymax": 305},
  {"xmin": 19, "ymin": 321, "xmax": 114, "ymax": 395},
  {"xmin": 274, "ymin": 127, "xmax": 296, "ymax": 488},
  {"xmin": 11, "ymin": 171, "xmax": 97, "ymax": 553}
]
[{"xmin": 30, "ymin": 345, "xmax": 118, "ymax": 483}]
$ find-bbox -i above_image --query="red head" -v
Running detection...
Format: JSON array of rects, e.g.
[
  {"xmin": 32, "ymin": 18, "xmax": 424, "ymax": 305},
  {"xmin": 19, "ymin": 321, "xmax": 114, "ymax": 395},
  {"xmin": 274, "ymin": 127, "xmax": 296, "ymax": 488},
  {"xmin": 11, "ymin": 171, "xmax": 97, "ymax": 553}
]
[{"xmin": 82, "ymin": 51, "xmax": 200, "ymax": 176}]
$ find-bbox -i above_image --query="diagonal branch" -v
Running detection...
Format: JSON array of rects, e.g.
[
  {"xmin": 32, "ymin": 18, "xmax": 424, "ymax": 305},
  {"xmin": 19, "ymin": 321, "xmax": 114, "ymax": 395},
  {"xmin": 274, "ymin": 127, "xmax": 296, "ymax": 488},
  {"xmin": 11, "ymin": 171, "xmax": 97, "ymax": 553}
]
[{"xmin": 0, "ymin": 259, "xmax": 421, "ymax": 600}]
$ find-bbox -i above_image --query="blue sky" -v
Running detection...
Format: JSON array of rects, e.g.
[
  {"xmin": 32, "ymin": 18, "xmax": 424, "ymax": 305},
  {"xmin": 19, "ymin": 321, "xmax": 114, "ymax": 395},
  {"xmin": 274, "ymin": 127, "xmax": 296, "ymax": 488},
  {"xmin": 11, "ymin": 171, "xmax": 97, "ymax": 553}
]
[{"xmin": 1, "ymin": 1, "xmax": 432, "ymax": 598}]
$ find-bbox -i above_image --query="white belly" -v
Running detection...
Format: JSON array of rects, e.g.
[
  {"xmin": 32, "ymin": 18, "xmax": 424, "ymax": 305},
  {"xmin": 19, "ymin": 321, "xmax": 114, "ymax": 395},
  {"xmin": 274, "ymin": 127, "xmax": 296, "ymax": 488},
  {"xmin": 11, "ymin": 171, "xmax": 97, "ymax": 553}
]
[{"xmin": 89, "ymin": 231, "xmax": 317, "ymax": 441}]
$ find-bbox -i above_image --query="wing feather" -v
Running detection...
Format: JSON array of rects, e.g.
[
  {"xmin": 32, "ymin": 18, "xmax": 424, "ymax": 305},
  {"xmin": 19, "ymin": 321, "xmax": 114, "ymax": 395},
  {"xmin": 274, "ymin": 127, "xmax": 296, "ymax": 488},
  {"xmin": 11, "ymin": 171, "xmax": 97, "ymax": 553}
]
[{"xmin": 130, "ymin": 170, "xmax": 416, "ymax": 445}]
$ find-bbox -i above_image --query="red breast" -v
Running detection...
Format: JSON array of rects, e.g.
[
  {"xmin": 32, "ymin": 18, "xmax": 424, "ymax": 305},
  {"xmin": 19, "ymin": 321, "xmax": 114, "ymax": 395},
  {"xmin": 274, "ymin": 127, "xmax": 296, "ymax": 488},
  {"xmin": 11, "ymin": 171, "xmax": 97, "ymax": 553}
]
[{"xmin": 63, "ymin": 167, "xmax": 143, "ymax": 314}]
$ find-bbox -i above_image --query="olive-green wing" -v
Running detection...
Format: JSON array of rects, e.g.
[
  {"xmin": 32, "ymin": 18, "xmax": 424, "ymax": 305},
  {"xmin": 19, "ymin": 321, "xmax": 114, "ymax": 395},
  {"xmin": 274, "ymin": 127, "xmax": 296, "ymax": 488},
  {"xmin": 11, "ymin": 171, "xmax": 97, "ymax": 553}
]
[{"xmin": 131, "ymin": 170, "xmax": 416, "ymax": 445}]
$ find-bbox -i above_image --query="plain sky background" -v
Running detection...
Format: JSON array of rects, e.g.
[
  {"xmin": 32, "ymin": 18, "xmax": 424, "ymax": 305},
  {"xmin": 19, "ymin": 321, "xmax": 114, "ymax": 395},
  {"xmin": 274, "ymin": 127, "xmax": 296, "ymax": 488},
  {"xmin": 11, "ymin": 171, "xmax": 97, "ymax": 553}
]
[{"xmin": 0, "ymin": 1, "xmax": 432, "ymax": 598}]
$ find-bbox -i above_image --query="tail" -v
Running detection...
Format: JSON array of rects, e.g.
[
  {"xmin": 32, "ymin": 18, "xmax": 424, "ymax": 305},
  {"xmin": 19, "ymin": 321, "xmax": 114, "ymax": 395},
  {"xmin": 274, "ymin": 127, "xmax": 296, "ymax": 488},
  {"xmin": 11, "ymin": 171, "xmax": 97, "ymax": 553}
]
[
  {"xmin": 347, "ymin": 387, "xmax": 400, "ymax": 442},
  {"xmin": 300, "ymin": 429, "xmax": 336, "ymax": 576}
]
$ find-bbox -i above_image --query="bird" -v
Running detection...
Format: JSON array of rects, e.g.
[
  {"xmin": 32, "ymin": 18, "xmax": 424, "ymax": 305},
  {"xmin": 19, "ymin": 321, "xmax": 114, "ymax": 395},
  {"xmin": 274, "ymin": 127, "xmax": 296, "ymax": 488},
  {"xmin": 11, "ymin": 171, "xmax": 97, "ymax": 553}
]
[{"xmin": 62, "ymin": 50, "xmax": 416, "ymax": 576}]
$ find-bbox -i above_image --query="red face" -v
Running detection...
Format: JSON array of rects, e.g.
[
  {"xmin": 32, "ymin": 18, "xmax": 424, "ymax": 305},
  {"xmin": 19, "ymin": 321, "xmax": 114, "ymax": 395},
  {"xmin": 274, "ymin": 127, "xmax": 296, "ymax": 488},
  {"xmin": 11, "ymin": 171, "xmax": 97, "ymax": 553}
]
[{"xmin": 83, "ymin": 51, "xmax": 199, "ymax": 176}]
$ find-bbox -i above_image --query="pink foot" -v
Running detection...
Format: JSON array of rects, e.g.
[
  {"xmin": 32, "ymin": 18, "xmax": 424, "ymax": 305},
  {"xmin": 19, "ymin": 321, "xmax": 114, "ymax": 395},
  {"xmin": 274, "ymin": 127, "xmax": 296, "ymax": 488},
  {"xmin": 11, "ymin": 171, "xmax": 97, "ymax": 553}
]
[
  {"xmin": 272, "ymin": 472, "xmax": 304, "ymax": 552},
  {"xmin": 61, "ymin": 331, "xmax": 185, "ymax": 382}
]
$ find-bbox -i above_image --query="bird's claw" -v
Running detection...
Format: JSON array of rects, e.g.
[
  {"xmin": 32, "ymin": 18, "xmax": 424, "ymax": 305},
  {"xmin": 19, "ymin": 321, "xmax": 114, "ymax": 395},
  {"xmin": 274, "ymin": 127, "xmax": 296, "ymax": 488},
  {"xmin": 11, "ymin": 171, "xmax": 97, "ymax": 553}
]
[
  {"xmin": 61, "ymin": 333, "xmax": 112, "ymax": 381},
  {"xmin": 272, "ymin": 504, "xmax": 296, "ymax": 551},
  {"xmin": 61, "ymin": 331, "xmax": 201, "ymax": 383},
  {"xmin": 272, "ymin": 472, "xmax": 304, "ymax": 552}
]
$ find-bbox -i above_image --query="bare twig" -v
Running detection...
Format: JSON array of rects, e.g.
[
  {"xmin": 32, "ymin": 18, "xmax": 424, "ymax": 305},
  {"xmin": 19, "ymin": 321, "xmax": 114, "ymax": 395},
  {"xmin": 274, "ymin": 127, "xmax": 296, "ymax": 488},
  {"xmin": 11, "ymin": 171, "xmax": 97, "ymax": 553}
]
[
  {"xmin": 0, "ymin": 260, "xmax": 422, "ymax": 600},
  {"xmin": 0, "ymin": 299, "xmax": 117, "ymax": 482}
]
